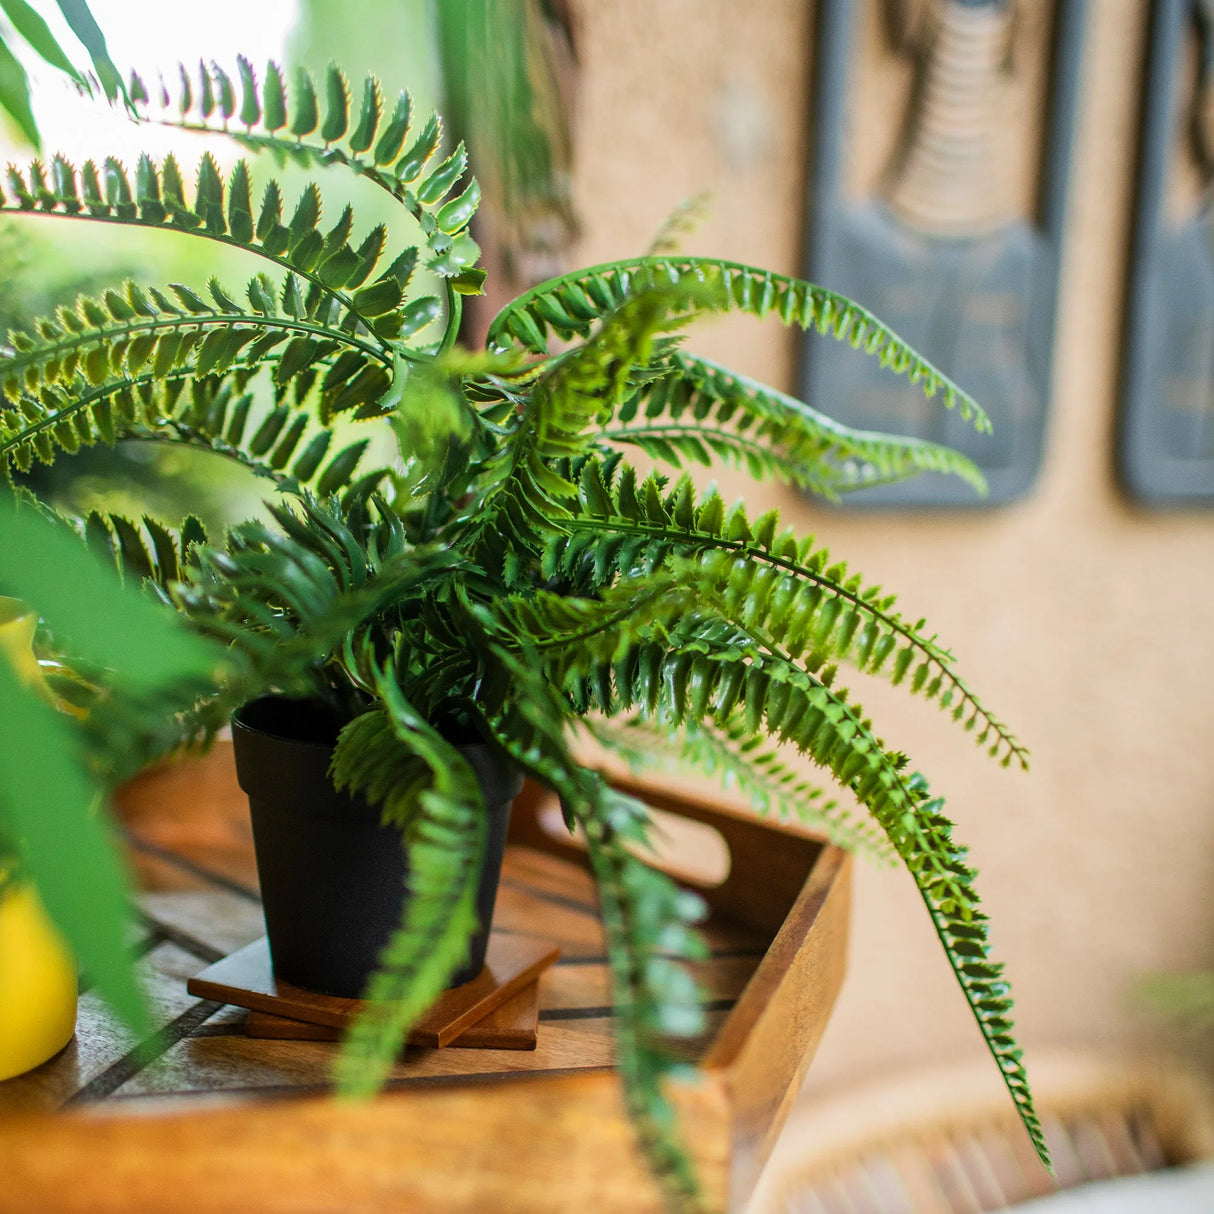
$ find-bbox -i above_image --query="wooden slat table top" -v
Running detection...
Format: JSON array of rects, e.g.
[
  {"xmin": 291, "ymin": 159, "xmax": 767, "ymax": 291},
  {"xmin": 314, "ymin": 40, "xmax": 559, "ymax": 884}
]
[{"xmin": 0, "ymin": 742, "xmax": 851, "ymax": 1212}]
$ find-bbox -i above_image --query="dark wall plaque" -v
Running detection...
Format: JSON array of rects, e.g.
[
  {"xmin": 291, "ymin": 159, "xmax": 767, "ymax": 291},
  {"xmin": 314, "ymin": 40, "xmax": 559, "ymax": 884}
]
[
  {"xmin": 1121, "ymin": 0, "xmax": 1214, "ymax": 504},
  {"xmin": 799, "ymin": 0, "xmax": 1086, "ymax": 506}
]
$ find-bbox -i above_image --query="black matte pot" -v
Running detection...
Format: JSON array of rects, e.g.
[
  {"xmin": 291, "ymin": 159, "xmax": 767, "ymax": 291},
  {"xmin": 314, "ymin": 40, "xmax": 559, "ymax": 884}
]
[{"xmin": 231, "ymin": 696, "xmax": 522, "ymax": 999}]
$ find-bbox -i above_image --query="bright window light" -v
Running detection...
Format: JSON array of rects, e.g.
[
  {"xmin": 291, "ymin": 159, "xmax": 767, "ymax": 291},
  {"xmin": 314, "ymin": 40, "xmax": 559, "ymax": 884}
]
[{"xmin": 0, "ymin": 0, "xmax": 300, "ymax": 160}]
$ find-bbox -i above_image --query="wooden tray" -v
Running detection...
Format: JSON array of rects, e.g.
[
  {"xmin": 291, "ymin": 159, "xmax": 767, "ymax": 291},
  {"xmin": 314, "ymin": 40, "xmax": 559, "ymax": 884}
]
[{"xmin": 0, "ymin": 743, "xmax": 851, "ymax": 1213}]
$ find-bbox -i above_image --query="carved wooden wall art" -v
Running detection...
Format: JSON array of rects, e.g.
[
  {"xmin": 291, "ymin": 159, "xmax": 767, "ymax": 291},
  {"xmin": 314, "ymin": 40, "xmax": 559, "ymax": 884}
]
[
  {"xmin": 1121, "ymin": 0, "xmax": 1214, "ymax": 504},
  {"xmin": 800, "ymin": 0, "xmax": 1086, "ymax": 506}
]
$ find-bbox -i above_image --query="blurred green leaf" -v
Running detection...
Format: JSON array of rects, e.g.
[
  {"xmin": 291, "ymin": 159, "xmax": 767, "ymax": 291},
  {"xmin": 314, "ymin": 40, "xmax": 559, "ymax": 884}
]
[
  {"xmin": 0, "ymin": 0, "xmax": 82, "ymax": 82},
  {"xmin": 0, "ymin": 656, "xmax": 145, "ymax": 1031},
  {"xmin": 0, "ymin": 504, "xmax": 225, "ymax": 691},
  {"xmin": 54, "ymin": 0, "xmax": 124, "ymax": 104},
  {"xmin": 388, "ymin": 352, "xmax": 476, "ymax": 496},
  {"xmin": 0, "ymin": 34, "xmax": 39, "ymax": 147}
]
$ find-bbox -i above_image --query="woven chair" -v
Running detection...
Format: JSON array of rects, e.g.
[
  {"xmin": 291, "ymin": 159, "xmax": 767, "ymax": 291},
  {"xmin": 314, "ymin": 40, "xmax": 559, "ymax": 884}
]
[{"xmin": 748, "ymin": 1051, "xmax": 1214, "ymax": 1213}]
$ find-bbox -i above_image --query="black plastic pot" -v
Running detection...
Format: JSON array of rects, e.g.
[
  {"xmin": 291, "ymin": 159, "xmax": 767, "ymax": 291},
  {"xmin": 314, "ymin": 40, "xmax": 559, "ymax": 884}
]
[{"xmin": 231, "ymin": 697, "xmax": 522, "ymax": 999}]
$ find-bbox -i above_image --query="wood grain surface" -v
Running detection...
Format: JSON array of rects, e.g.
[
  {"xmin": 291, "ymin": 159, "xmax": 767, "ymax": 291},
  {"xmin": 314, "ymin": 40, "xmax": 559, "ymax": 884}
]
[
  {"xmin": 244, "ymin": 978, "xmax": 543, "ymax": 1050},
  {"xmin": 0, "ymin": 741, "xmax": 849, "ymax": 1212}
]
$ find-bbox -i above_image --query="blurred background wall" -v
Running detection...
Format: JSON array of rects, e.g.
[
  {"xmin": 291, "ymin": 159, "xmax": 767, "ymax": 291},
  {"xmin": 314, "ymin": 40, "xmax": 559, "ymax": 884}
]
[{"xmin": 566, "ymin": 0, "xmax": 1214, "ymax": 1103}]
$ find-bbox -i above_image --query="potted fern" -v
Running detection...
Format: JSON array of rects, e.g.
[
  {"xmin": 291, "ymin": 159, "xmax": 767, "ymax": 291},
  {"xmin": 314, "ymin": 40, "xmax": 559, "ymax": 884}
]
[{"xmin": 0, "ymin": 59, "xmax": 1049, "ymax": 1201}]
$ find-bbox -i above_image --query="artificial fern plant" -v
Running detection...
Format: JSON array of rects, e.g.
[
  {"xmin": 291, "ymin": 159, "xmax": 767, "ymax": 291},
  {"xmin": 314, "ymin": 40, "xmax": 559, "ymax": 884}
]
[{"xmin": 0, "ymin": 58, "xmax": 1047, "ymax": 1205}]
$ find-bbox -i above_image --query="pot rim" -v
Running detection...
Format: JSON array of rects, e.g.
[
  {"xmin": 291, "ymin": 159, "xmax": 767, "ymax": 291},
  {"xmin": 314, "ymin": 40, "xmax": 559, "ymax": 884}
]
[{"xmin": 231, "ymin": 695, "xmax": 343, "ymax": 752}]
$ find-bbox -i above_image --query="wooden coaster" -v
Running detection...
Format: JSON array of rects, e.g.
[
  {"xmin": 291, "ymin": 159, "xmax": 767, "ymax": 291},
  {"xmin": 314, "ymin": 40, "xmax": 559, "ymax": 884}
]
[
  {"xmin": 244, "ymin": 979, "xmax": 541, "ymax": 1050},
  {"xmin": 188, "ymin": 933, "xmax": 559, "ymax": 1048}
]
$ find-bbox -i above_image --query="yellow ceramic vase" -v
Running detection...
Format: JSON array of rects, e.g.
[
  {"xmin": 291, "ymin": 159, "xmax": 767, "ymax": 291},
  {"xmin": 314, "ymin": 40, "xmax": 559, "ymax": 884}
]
[
  {"xmin": 0, "ymin": 880, "xmax": 78, "ymax": 1081},
  {"xmin": 0, "ymin": 597, "xmax": 78, "ymax": 1081}
]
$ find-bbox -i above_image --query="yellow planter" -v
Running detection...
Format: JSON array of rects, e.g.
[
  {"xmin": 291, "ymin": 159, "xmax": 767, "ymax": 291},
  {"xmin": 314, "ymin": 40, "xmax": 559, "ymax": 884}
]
[
  {"xmin": 0, "ymin": 881, "xmax": 78, "ymax": 1081},
  {"xmin": 0, "ymin": 597, "xmax": 41, "ymax": 687},
  {"xmin": 0, "ymin": 597, "xmax": 79, "ymax": 1080}
]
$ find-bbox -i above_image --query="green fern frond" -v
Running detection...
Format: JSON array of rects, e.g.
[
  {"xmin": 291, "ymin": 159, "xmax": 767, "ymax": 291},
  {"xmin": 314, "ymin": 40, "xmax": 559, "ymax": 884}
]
[
  {"xmin": 579, "ymin": 792, "xmax": 709, "ymax": 1205},
  {"xmin": 467, "ymin": 281, "xmax": 697, "ymax": 580},
  {"xmin": 0, "ymin": 274, "xmax": 392, "ymax": 405},
  {"xmin": 574, "ymin": 624, "xmax": 1046, "ymax": 1164},
  {"xmin": 679, "ymin": 546, "xmax": 1026, "ymax": 766},
  {"xmin": 334, "ymin": 675, "xmax": 486, "ymax": 1095},
  {"xmin": 588, "ymin": 715, "xmax": 896, "ymax": 862},
  {"xmin": 0, "ymin": 152, "xmax": 443, "ymax": 345},
  {"xmin": 0, "ymin": 354, "xmax": 383, "ymax": 494},
  {"xmin": 122, "ymin": 59, "xmax": 482, "ymax": 287},
  {"xmin": 908, "ymin": 781, "xmax": 1052, "ymax": 1167},
  {"xmin": 650, "ymin": 643, "xmax": 1044, "ymax": 1162},
  {"xmin": 550, "ymin": 459, "xmax": 1027, "ymax": 768},
  {"xmin": 607, "ymin": 351, "xmax": 986, "ymax": 499},
  {"xmin": 487, "ymin": 256, "xmax": 990, "ymax": 433}
]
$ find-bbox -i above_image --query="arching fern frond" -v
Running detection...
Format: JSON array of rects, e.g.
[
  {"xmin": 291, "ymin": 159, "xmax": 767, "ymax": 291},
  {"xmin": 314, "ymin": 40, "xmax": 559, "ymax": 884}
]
[
  {"xmin": 0, "ymin": 153, "xmax": 441, "ymax": 346},
  {"xmin": 487, "ymin": 256, "xmax": 990, "ymax": 433},
  {"xmin": 606, "ymin": 350, "xmax": 986, "ymax": 499},
  {"xmin": 578, "ymin": 789, "xmax": 709, "ymax": 1205},
  {"xmin": 0, "ymin": 361, "xmax": 382, "ymax": 496},
  {"xmin": 549, "ymin": 459, "xmax": 1027, "ymax": 768},
  {"xmin": 0, "ymin": 274, "xmax": 393, "ymax": 406},
  {"xmin": 507, "ymin": 591, "xmax": 1045, "ymax": 1164},
  {"xmin": 122, "ymin": 59, "xmax": 483, "ymax": 289},
  {"xmin": 0, "ymin": 274, "xmax": 402, "ymax": 490}
]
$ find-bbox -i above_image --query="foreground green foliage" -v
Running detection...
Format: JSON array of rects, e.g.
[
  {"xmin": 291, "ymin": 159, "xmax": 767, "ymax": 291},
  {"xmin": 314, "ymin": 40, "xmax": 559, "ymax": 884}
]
[
  {"xmin": 0, "ymin": 0, "xmax": 125, "ymax": 149},
  {"xmin": 0, "ymin": 57, "xmax": 1049, "ymax": 1205},
  {"xmin": 0, "ymin": 501, "xmax": 225, "ymax": 1027}
]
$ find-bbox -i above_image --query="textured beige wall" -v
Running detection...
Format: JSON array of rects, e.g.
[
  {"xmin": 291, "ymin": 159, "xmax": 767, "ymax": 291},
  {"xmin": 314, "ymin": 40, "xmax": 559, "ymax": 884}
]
[{"xmin": 570, "ymin": 0, "xmax": 1214, "ymax": 1104}]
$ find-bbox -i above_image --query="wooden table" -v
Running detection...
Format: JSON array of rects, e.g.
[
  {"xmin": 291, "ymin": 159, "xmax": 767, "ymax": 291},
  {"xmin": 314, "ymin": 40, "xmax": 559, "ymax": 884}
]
[{"xmin": 0, "ymin": 743, "xmax": 850, "ymax": 1213}]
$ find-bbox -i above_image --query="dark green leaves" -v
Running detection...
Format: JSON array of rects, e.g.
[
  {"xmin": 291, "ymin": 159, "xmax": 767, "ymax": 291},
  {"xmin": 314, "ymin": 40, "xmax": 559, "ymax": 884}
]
[
  {"xmin": 489, "ymin": 257, "xmax": 991, "ymax": 435},
  {"xmin": 351, "ymin": 277, "xmax": 404, "ymax": 318}
]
